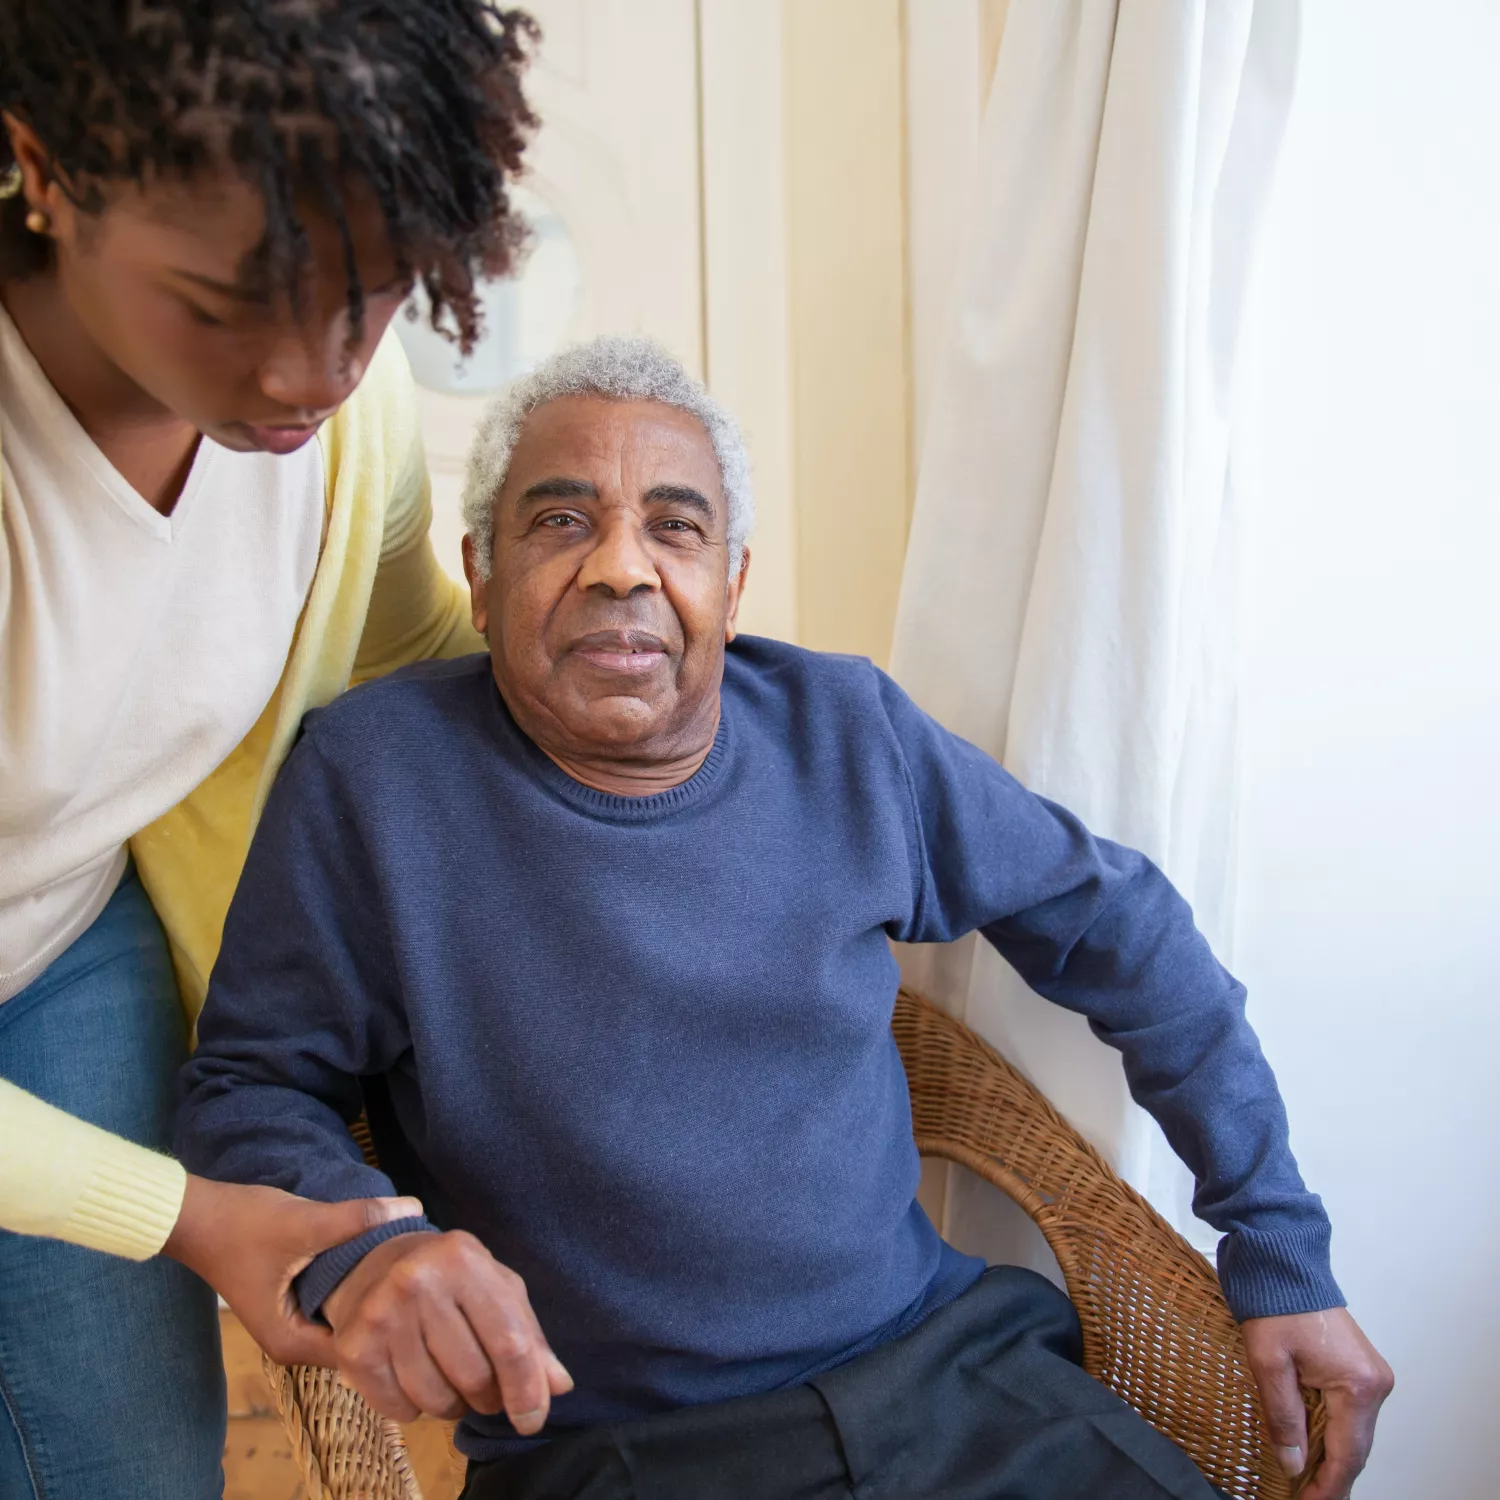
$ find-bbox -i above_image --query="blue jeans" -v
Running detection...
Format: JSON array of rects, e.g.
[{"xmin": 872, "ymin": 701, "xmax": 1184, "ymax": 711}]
[{"xmin": 0, "ymin": 866, "xmax": 226, "ymax": 1499}]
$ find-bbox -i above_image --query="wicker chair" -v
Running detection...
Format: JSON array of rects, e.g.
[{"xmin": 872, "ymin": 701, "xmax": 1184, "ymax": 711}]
[{"xmin": 264, "ymin": 987, "xmax": 1323, "ymax": 1500}]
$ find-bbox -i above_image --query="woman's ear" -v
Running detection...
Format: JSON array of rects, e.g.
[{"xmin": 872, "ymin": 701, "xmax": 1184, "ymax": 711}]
[{"xmin": 4, "ymin": 111, "xmax": 79, "ymax": 245}]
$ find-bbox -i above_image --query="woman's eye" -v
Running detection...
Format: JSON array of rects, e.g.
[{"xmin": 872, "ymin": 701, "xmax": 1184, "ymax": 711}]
[{"xmin": 185, "ymin": 302, "xmax": 227, "ymax": 329}]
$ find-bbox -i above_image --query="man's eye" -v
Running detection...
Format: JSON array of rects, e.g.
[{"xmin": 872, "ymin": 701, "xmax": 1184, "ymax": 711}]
[
  {"xmin": 658, "ymin": 519, "xmax": 694, "ymax": 533},
  {"xmin": 541, "ymin": 514, "xmax": 582, "ymax": 529}
]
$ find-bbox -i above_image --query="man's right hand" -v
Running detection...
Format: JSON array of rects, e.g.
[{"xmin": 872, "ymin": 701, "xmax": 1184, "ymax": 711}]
[{"xmin": 321, "ymin": 1229, "xmax": 573, "ymax": 1431}]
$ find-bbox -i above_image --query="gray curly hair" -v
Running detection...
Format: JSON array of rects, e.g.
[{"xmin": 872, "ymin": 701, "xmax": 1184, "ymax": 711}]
[{"xmin": 461, "ymin": 335, "xmax": 754, "ymax": 580}]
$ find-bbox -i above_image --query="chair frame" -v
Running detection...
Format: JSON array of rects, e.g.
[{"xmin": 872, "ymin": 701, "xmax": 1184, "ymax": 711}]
[{"xmin": 264, "ymin": 987, "xmax": 1323, "ymax": 1499}]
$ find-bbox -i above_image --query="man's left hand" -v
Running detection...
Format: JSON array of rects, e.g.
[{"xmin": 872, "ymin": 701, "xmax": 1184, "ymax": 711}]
[{"xmin": 1240, "ymin": 1307, "xmax": 1393, "ymax": 1500}]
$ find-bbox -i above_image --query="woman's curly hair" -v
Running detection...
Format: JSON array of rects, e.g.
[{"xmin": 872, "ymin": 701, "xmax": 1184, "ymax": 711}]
[{"xmin": 0, "ymin": 0, "xmax": 538, "ymax": 349}]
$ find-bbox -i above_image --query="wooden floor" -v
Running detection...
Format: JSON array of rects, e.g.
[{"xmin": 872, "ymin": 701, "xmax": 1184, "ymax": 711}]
[{"xmin": 222, "ymin": 1310, "xmax": 465, "ymax": 1500}]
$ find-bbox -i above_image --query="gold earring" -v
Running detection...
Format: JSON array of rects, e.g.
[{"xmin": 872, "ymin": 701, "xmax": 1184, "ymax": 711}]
[{"xmin": 24, "ymin": 207, "xmax": 49, "ymax": 235}]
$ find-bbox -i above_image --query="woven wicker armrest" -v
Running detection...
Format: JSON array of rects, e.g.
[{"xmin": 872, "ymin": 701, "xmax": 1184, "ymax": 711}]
[
  {"xmin": 262, "ymin": 1359, "xmax": 428, "ymax": 1500},
  {"xmin": 892, "ymin": 987, "xmax": 1326, "ymax": 1499},
  {"xmin": 262, "ymin": 1111, "xmax": 436, "ymax": 1500},
  {"xmin": 262, "ymin": 988, "xmax": 1325, "ymax": 1499}
]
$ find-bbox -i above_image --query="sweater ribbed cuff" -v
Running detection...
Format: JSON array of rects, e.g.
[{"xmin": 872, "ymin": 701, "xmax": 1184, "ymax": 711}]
[
  {"xmin": 1217, "ymin": 1220, "xmax": 1346, "ymax": 1322},
  {"xmin": 67, "ymin": 1143, "xmax": 188, "ymax": 1262},
  {"xmin": 294, "ymin": 1215, "xmax": 437, "ymax": 1321}
]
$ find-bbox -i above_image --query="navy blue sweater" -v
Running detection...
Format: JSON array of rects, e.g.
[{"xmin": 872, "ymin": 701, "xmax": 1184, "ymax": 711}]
[{"xmin": 176, "ymin": 639, "xmax": 1340, "ymax": 1456}]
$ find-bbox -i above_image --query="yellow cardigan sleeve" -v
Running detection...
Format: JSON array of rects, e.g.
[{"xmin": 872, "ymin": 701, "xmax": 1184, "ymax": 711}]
[
  {"xmin": 0, "ymin": 1079, "xmax": 186, "ymax": 1259},
  {"xmin": 353, "ymin": 396, "xmax": 484, "ymax": 681}
]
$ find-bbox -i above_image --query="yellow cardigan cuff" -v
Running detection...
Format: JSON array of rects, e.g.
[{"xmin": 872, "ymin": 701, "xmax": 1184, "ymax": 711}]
[{"xmin": 0, "ymin": 1079, "xmax": 187, "ymax": 1260}]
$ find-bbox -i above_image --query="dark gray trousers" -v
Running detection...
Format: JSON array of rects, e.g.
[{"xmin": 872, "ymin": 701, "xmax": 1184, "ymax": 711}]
[{"xmin": 461, "ymin": 1267, "xmax": 1224, "ymax": 1500}]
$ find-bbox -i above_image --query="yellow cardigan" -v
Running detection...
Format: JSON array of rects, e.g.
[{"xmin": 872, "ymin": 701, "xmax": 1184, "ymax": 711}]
[{"xmin": 0, "ymin": 333, "xmax": 483, "ymax": 1258}]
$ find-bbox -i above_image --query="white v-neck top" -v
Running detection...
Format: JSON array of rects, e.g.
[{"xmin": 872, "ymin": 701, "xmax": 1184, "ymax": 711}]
[{"xmin": 0, "ymin": 304, "xmax": 325, "ymax": 1001}]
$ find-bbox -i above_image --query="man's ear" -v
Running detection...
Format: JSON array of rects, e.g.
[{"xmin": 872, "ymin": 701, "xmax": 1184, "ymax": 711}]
[
  {"xmin": 461, "ymin": 534, "xmax": 489, "ymax": 637},
  {"xmin": 724, "ymin": 546, "xmax": 751, "ymax": 644}
]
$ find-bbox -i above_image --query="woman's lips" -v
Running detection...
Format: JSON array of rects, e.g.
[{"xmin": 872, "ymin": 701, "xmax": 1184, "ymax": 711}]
[{"xmin": 241, "ymin": 423, "xmax": 324, "ymax": 455}]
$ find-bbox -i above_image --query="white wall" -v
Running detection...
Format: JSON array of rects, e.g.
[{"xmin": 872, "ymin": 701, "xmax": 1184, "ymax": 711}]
[
  {"xmin": 698, "ymin": 0, "xmax": 798, "ymax": 643},
  {"xmin": 1235, "ymin": 4, "xmax": 1500, "ymax": 1496},
  {"xmin": 418, "ymin": 0, "xmax": 703, "ymax": 584}
]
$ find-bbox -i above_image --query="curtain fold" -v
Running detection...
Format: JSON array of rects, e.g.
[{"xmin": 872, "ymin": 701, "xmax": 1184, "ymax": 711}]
[{"xmin": 891, "ymin": 0, "xmax": 1301, "ymax": 1255}]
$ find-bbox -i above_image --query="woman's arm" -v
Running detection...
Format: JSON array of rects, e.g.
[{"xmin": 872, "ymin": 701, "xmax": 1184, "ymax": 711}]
[
  {"xmin": 0, "ymin": 1078, "xmax": 418, "ymax": 1364},
  {"xmin": 0, "ymin": 1077, "xmax": 185, "ymax": 1257}
]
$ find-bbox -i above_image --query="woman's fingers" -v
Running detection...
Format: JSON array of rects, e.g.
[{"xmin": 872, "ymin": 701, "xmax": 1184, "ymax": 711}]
[
  {"xmin": 259, "ymin": 1315, "xmax": 338, "ymax": 1369},
  {"xmin": 286, "ymin": 1193, "xmax": 426, "ymax": 1263}
]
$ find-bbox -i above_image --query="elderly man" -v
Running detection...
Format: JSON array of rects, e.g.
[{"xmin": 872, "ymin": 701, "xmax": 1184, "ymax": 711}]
[{"xmin": 176, "ymin": 338, "xmax": 1390, "ymax": 1500}]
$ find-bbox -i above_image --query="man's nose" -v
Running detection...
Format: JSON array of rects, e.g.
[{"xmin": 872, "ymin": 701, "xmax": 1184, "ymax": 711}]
[
  {"xmin": 258, "ymin": 324, "xmax": 365, "ymax": 415},
  {"xmin": 576, "ymin": 511, "xmax": 661, "ymax": 597}
]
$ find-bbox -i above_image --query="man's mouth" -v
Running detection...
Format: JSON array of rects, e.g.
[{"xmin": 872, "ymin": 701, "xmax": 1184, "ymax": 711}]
[{"xmin": 570, "ymin": 630, "xmax": 670, "ymax": 676}]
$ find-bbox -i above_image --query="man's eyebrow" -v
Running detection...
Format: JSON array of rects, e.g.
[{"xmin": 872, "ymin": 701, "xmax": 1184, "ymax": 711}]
[
  {"xmin": 643, "ymin": 484, "xmax": 716, "ymax": 517},
  {"xmin": 519, "ymin": 477, "xmax": 600, "ymax": 503}
]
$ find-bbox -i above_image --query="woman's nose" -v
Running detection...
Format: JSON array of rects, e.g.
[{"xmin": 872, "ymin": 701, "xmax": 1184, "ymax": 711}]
[{"xmin": 258, "ymin": 327, "xmax": 365, "ymax": 415}]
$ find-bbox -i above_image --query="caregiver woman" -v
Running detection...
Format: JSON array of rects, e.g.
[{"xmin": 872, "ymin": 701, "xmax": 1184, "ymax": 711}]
[{"xmin": 0, "ymin": 3, "xmax": 536, "ymax": 1495}]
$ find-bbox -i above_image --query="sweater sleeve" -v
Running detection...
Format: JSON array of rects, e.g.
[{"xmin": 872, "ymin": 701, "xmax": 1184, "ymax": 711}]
[
  {"xmin": 174, "ymin": 735, "xmax": 407, "ymax": 1211},
  {"xmin": 875, "ymin": 670, "xmax": 1343, "ymax": 1322},
  {"xmin": 350, "ymin": 359, "xmax": 483, "ymax": 684},
  {"xmin": 0, "ymin": 1079, "xmax": 186, "ymax": 1260}
]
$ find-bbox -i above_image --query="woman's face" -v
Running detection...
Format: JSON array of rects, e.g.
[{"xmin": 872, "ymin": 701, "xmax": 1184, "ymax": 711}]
[{"xmin": 29, "ymin": 162, "xmax": 410, "ymax": 455}]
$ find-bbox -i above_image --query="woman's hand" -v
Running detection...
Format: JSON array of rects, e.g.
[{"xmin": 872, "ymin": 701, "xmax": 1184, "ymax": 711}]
[{"xmin": 161, "ymin": 1174, "xmax": 424, "ymax": 1366}]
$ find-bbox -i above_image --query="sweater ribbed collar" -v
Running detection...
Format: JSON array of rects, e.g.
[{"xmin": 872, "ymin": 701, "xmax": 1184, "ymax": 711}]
[{"xmin": 485, "ymin": 677, "xmax": 734, "ymax": 822}]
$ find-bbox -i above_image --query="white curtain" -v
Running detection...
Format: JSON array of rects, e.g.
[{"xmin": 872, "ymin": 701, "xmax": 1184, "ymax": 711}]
[{"xmin": 891, "ymin": 0, "xmax": 1301, "ymax": 1256}]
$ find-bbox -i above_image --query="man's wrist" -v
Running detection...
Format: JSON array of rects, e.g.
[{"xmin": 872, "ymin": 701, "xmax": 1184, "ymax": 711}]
[
  {"xmin": 298, "ymin": 1215, "xmax": 436, "ymax": 1324},
  {"xmin": 1219, "ymin": 1220, "xmax": 1344, "ymax": 1322}
]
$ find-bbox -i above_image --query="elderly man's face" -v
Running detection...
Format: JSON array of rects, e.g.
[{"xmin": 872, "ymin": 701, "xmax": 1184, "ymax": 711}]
[{"xmin": 464, "ymin": 395, "xmax": 748, "ymax": 770}]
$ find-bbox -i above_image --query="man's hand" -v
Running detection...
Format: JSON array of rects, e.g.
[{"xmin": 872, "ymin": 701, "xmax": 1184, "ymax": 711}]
[
  {"xmin": 321, "ymin": 1229, "xmax": 573, "ymax": 1432},
  {"xmin": 161, "ymin": 1175, "xmax": 424, "ymax": 1366},
  {"xmin": 1241, "ymin": 1308, "xmax": 1393, "ymax": 1499}
]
